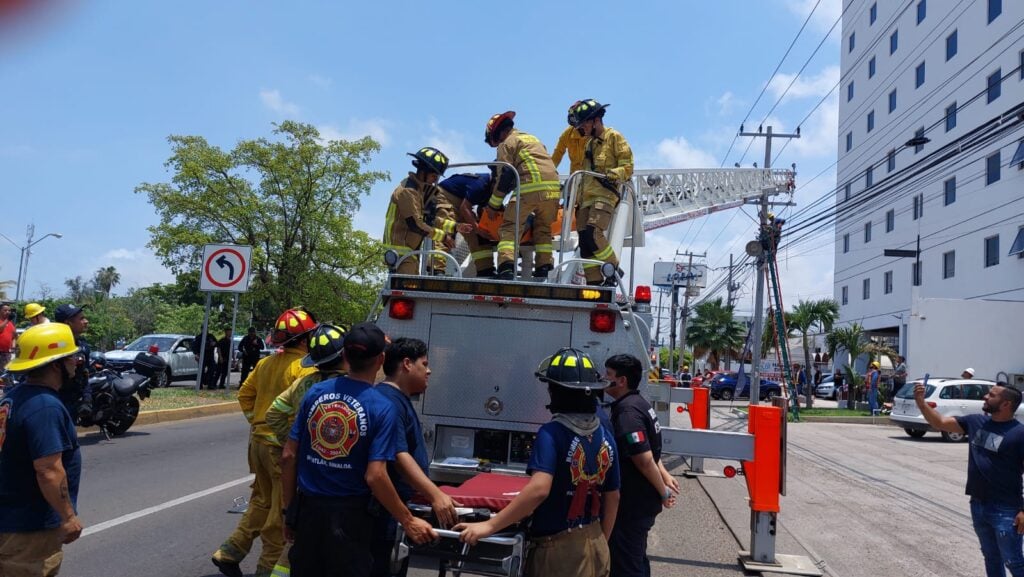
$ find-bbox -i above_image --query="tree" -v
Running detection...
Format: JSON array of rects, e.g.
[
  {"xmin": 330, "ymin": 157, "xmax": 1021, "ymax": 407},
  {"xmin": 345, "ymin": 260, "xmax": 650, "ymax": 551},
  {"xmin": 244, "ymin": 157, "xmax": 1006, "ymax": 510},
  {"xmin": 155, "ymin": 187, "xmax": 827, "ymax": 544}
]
[
  {"xmin": 137, "ymin": 121, "xmax": 389, "ymax": 323},
  {"xmin": 94, "ymin": 266, "xmax": 121, "ymax": 297},
  {"xmin": 787, "ymin": 299, "xmax": 839, "ymax": 408},
  {"xmin": 827, "ymin": 323, "xmax": 895, "ymax": 410},
  {"xmin": 64, "ymin": 276, "xmax": 94, "ymax": 303},
  {"xmin": 686, "ymin": 298, "xmax": 746, "ymax": 370},
  {"xmin": 0, "ymin": 280, "xmax": 13, "ymax": 301}
]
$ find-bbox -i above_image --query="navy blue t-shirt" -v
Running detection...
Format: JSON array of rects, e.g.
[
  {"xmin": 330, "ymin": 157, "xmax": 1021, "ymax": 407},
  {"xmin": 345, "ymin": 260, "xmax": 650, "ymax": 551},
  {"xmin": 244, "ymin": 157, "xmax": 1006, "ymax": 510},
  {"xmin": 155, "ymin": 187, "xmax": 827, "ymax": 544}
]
[
  {"xmin": 0, "ymin": 384, "xmax": 81, "ymax": 531},
  {"xmin": 290, "ymin": 376, "xmax": 398, "ymax": 498},
  {"xmin": 955, "ymin": 414, "xmax": 1024, "ymax": 508},
  {"xmin": 438, "ymin": 173, "xmax": 492, "ymax": 206},
  {"xmin": 527, "ymin": 421, "xmax": 620, "ymax": 537},
  {"xmin": 375, "ymin": 383, "xmax": 428, "ymax": 501}
]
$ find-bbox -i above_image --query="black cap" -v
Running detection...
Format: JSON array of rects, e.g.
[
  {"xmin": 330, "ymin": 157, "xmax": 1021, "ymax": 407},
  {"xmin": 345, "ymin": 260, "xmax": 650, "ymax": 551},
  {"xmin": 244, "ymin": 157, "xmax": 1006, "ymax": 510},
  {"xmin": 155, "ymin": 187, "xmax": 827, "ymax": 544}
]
[
  {"xmin": 343, "ymin": 322, "xmax": 387, "ymax": 361},
  {"xmin": 55, "ymin": 303, "xmax": 88, "ymax": 323}
]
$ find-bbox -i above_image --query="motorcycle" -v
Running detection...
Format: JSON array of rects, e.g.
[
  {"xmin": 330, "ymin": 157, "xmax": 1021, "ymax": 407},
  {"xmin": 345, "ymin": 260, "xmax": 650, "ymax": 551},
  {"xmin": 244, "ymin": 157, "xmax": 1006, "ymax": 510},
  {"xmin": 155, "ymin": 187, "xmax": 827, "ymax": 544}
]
[{"xmin": 78, "ymin": 350, "xmax": 167, "ymax": 438}]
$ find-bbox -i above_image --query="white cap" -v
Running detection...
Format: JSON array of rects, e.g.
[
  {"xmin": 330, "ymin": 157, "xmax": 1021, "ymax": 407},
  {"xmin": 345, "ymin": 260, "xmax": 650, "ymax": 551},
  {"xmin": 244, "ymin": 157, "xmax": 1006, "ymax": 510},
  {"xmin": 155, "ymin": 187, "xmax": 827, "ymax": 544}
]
[{"xmin": 963, "ymin": 368, "xmax": 975, "ymax": 377}]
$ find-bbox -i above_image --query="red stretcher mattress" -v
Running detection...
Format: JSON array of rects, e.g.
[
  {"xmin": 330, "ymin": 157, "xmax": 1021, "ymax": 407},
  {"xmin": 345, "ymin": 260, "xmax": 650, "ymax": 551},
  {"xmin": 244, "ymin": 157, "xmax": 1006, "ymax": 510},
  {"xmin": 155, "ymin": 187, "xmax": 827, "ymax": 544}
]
[{"xmin": 438, "ymin": 473, "xmax": 530, "ymax": 512}]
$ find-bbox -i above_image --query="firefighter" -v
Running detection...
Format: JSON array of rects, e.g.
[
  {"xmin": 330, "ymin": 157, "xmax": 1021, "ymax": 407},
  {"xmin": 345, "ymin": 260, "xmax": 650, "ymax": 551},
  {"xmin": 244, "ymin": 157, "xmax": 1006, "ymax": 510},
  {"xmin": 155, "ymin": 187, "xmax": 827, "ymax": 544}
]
[
  {"xmin": 212, "ymin": 308, "xmax": 318, "ymax": 577},
  {"xmin": 435, "ymin": 172, "xmax": 499, "ymax": 277},
  {"xmin": 455, "ymin": 347, "xmax": 621, "ymax": 577},
  {"xmin": 484, "ymin": 111, "xmax": 561, "ymax": 280},
  {"xmin": 383, "ymin": 147, "xmax": 472, "ymax": 275},
  {"xmin": 571, "ymin": 99, "xmax": 634, "ymax": 286},
  {"xmin": 264, "ymin": 323, "xmax": 348, "ymax": 577},
  {"xmin": 551, "ymin": 100, "xmax": 589, "ymax": 173}
]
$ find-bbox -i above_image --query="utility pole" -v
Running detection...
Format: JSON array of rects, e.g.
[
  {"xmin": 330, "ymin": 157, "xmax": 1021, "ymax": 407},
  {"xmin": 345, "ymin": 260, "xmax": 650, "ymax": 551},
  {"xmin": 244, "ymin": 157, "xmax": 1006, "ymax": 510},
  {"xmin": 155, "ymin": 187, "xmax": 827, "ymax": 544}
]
[{"xmin": 675, "ymin": 250, "xmax": 705, "ymax": 373}]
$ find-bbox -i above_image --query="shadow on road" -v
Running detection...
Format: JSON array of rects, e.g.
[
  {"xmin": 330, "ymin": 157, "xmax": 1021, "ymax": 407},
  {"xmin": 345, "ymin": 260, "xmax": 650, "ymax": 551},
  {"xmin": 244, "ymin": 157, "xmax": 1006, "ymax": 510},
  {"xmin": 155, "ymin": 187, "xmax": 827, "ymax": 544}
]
[{"xmin": 79, "ymin": 430, "xmax": 152, "ymax": 446}]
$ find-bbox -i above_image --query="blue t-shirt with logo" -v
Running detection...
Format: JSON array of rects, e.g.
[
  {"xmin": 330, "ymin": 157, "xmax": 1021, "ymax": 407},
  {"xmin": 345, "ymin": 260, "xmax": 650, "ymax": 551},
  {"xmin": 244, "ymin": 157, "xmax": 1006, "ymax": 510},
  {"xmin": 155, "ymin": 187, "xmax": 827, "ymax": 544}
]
[
  {"xmin": 438, "ymin": 173, "xmax": 492, "ymax": 206},
  {"xmin": 290, "ymin": 376, "xmax": 398, "ymax": 498},
  {"xmin": 375, "ymin": 383, "xmax": 428, "ymax": 501},
  {"xmin": 527, "ymin": 421, "xmax": 620, "ymax": 537},
  {"xmin": 0, "ymin": 384, "xmax": 81, "ymax": 531},
  {"xmin": 955, "ymin": 414, "xmax": 1024, "ymax": 508}
]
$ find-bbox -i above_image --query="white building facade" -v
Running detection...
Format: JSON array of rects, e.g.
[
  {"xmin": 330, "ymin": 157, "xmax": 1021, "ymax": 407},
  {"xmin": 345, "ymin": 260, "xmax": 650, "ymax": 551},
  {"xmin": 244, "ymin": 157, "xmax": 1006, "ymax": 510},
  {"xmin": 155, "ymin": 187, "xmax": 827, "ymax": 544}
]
[{"xmin": 835, "ymin": 0, "xmax": 1024, "ymax": 377}]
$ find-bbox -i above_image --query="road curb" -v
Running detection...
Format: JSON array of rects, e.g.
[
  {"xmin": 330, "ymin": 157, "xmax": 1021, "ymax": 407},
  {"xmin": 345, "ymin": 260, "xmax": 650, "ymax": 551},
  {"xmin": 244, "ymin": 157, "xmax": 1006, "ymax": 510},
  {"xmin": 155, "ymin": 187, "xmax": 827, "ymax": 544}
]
[
  {"xmin": 77, "ymin": 401, "xmax": 240, "ymax": 434},
  {"xmin": 797, "ymin": 415, "xmax": 898, "ymax": 426}
]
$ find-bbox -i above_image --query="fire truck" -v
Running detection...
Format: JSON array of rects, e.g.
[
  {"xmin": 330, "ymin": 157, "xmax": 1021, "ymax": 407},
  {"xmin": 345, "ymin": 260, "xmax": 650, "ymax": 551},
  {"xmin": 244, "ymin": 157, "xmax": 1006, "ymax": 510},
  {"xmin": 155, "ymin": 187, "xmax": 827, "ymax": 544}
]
[{"xmin": 372, "ymin": 164, "xmax": 794, "ymax": 482}]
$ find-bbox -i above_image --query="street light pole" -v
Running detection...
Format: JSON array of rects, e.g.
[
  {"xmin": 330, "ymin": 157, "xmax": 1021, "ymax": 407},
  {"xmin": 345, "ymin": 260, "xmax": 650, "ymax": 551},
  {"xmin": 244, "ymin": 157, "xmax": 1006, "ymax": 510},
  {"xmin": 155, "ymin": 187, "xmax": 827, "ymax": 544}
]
[{"xmin": 0, "ymin": 226, "xmax": 62, "ymax": 301}]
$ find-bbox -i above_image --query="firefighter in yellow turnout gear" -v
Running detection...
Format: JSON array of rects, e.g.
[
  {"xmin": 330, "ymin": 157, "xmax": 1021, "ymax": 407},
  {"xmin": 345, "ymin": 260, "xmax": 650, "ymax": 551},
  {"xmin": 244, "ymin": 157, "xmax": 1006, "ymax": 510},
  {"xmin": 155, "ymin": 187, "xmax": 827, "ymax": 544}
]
[
  {"xmin": 571, "ymin": 99, "xmax": 634, "ymax": 285},
  {"xmin": 484, "ymin": 111, "xmax": 561, "ymax": 280},
  {"xmin": 264, "ymin": 323, "xmax": 348, "ymax": 577},
  {"xmin": 551, "ymin": 100, "xmax": 590, "ymax": 173},
  {"xmin": 211, "ymin": 309, "xmax": 318, "ymax": 577}
]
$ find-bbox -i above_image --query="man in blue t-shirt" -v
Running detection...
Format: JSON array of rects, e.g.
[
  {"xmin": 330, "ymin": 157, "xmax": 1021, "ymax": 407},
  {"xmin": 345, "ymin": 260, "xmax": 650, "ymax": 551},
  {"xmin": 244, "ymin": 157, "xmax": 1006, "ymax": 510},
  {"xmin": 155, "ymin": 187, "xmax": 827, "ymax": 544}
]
[
  {"xmin": 370, "ymin": 337, "xmax": 457, "ymax": 577},
  {"xmin": 281, "ymin": 322, "xmax": 435, "ymax": 577},
  {"xmin": 435, "ymin": 172, "xmax": 500, "ymax": 277},
  {"xmin": 914, "ymin": 380, "xmax": 1024, "ymax": 577},
  {"xmin": 0, "ymin": 323, "xmax": 85, "ymax": 575},
  {"xmin": 455, "ymin": 347, "xmax": 620, "ymax": 577}
]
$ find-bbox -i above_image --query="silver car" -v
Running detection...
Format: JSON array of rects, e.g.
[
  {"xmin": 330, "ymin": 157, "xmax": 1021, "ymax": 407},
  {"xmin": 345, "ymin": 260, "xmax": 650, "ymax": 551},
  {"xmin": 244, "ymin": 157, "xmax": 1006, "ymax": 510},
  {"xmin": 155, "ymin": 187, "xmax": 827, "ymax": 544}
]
[
  {"xmin": 889, "ymin": 378, "xmax": 1012, "ymax": 442},
  {"xmin": 104, "ymin": 334, "xmax": 199, "ymax": 388}
]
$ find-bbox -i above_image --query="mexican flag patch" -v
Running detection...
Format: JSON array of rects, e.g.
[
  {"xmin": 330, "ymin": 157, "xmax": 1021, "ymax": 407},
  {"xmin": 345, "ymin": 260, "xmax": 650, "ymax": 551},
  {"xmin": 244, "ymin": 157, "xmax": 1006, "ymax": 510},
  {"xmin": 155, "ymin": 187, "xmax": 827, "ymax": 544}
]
[{"xmin": 626, "ymin": 431, "xmax": 646, "ymax": 445}]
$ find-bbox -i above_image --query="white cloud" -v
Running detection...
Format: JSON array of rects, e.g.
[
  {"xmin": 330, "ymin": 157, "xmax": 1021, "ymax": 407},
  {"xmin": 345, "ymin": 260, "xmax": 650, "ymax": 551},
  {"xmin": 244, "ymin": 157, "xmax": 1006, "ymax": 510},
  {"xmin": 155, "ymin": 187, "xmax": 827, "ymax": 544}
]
[
  {"xmin": 767, "ymin": 65, "xmax": 840, "ymax": 103},
  {"xmin": 259, "ymin": 89, "xmax": 300, "ymax": 116},
  {"xmin": 317, "ymin": 118, "xmax": 393, "ymax": 147},
  {"xmin": 99, "ymin": 247, "xmax": 175, "ymax": 294},
  {"xmin": 422, "ymin": 117, "xmax": 471, "ymax": 165},
  {"xmin": 782, "ymin": 0, "xmax": 843, "ymax": 35},
  {"xmin": 308, "ymin": 74, "xmax": 332, "ymax": 88},
  {"xmin": 654, "ymin": 137, "xmax": 718, "ymax": 169},
  {"xmin": 716, "ymin": 91, "xmax": 740, "ymax": 116}
]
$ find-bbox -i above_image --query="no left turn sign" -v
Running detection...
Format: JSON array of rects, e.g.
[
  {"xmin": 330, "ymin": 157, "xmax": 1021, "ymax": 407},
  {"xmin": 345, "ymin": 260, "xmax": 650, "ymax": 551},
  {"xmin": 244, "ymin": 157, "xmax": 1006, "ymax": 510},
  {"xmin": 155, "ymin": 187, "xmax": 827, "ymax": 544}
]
[{"xmin": 200, "ymin": 244, "xmax": 252, "ymax": 293}]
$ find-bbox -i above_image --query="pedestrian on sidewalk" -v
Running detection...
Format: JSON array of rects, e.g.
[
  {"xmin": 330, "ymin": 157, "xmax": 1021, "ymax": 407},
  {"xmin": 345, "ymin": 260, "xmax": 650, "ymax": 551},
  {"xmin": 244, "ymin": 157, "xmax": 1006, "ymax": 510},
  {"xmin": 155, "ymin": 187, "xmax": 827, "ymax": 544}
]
[
  {"xmin": 215, "ymin": 329, "xmax": 232, "ymax": 389},
  {"xmin": 239, "ymin": 327, "xmax": 263, "ymax": 384},
  {"xmin": 866, "ymin": 362, "xmax": 881, "ymax": 415},
  {"xmin": 913, "ymin": 381, "xmax": 1024, "ymax": 577},
  {"xmin": 892, "ymin": 356, "xmax": 907, "ymax": 401}
]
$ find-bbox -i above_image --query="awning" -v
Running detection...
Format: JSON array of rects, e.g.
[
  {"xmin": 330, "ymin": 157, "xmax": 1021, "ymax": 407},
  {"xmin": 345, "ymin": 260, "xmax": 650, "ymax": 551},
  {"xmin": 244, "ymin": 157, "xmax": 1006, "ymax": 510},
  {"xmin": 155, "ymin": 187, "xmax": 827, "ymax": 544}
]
[{"xmin": 1009, "ymin": 227, "xmax": 1024, "ymax": 257}]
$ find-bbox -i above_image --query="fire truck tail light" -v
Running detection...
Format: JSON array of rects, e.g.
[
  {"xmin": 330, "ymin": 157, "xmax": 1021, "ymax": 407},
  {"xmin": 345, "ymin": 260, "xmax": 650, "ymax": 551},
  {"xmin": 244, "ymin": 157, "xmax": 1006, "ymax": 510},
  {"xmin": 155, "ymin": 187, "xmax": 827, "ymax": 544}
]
[
  {"xmin": 389, "ymin": 298, "xmax": 415, "ymax": 320},
  {"xmin": 723, "ymin": 465, "xmax": 738, "ymax": 478},
  {"xmin": 634, "ymin": 285, "xmax": 652, "ymax": 303},
  {"xmin": 590, "ymin": 310, "xmax": 616, "ymax": 333}
]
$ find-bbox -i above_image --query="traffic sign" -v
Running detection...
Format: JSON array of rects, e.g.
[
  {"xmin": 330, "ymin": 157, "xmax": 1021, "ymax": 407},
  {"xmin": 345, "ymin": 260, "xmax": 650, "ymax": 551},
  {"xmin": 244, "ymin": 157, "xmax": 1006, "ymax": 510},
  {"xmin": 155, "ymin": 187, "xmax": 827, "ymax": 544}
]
[
  {"xmin": 653, "ymin": 261, "xmax": 707, "ymax": 288},
  {"xmin": 199, "ymin": 244, "xmax": 252, "ymax": 293}
]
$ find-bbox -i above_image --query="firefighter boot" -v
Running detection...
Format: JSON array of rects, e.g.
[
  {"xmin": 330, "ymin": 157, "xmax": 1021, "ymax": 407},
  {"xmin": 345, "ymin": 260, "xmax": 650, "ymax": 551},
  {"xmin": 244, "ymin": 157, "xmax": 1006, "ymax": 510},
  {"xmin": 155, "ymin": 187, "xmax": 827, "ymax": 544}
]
[
  {"xmin": 496, "ymin": 261, "xmax": 515, "ymax": 280},
  {"xmin": 211, "ymin": 551, "xmax": 244, "ymax": 577},
  {"xmin": 532, "ymin": 263, "xmax": 553, "ymax": 279}
]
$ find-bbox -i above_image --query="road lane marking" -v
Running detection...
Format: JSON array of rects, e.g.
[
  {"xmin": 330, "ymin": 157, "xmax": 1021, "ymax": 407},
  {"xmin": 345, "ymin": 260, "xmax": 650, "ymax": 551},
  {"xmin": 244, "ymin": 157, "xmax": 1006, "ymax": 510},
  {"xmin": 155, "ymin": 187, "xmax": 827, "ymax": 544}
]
[{"xmin": 82, "ymin": 474, "xmax": 254, "ymax": 537}]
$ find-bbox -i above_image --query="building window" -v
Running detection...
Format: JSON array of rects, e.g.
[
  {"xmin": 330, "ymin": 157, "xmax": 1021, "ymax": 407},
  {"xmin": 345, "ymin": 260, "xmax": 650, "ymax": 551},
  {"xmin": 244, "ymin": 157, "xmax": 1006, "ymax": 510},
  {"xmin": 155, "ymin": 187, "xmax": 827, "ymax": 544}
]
[
  {"xmin": 867, "ymin": 110, "xmax": 875, "ymax": 132},
  {"xmin": 989, "ymin": 0, "xmax": 1002, "ymax": 24},
  {"xmin": 886, "ymin": 209, "xmax": 894, "ymax": 232},
  {"xmin": 870, "ymin": 2, "xmax": 877, "ymax": 24},
  {"xmin": 912, "ymin": 261, "xmax": 922, "ymax": 286},
  {"xmin": 943, "ymin": 251, "xmax": 955, "ymax": 279},
  {"xmin": 987, "ymin": 151, "xmax": 1001, "ymax": 185},
  {"xmin": 846, "ymin": 131, "xmax": 853, "ymax": 152},
  {"xmin": 884, "ymin": 270, "xmax": 893, "ymax": 294},
  {"xmin": 1020, "ymin": 50, "xmax": 1024, "ymax": 80},
  {"xmin": 863, "ymin": 278, "xmax": 871, "ymax": 300},
  {"xmin": 847, "ymin": 81, "xmax": 854, "ymax": 102},
  {"xmin": 915, "ymin": 62, "xmax": 926, "ymax": 88},
  {"xmin": 849, "ymin": 32, "xmax": 856, "ymax": 53},
  {"xmin": 988, "ymin": 69, "xmax": 1002, "ymax": 103},
  {"xmin": 866, "ymin": 166, "xmax": 874, "ymax": 188},
  {"xmin": 843, "ymin": 233, "xmax": 850, "ymax": 253},
  {"xmin": 869, "ymin": 56, "xmax": 876, "ymax": 78},
  {"xmin": 1012, "ymin": 140, "xmax": 1024, "ymax": 169},
  {"xmin": 914, "ymin": 127, "xmax": 925, "ymax": 153},
  {"xmin": 917, "ymin": 0, "xmax": 926, "ymax": 24},
  {"xmin": 865, "ymin": 221, "xmax": 872, "ymax": 243},
  {"xmin": 890, "ymin": 30, "xmax": 898, "ymax": 54},
  {"xmin": 844, "ymin": 182, "xmax": 851, "ymax": 201},
  {"xmin": 889, "ymin": 89, "xmax": 897, "ymax": 113},
  {"xmin": 947, "ymin": 30, "xmax": 958, "ymax": 60},
  {"xmin": 887, "ymin": 149, "xmax": 896, "ymax": 173},
  {"xmin": 985, "ymin": 235, "xmax": 1000, "ymax": 267},
  {"xmin": 913, "ymin": 193, "xmax": 924, "ymax": 220},
  {"xmin": 841, "ymin": 285, "xmax": 849, "ymax": 305},
  {"xmin": 944, "ymin": 177, "xmax": 956, "ymax": 205},
  {"xmin": 945, "ymin": 102, "xmax": 957, "ymax": 132}
]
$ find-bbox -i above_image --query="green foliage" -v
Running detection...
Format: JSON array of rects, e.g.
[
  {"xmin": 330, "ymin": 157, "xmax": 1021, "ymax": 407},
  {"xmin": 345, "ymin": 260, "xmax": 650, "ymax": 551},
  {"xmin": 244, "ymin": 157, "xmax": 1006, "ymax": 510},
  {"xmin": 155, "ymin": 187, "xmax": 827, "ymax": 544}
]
[
  {"xmin": 787, "ymin": 298, "xmax": 839, "ymax": 408},
  {"xmin": 93, "ymin": 266, "xmax": 121, "ymax": 297},
  {"xmin": 658, "ymin": 348, "xmax": 693, "ymax": 372},
  {"xmin": 136, "ymin": 121, "xmax": 389, "ymax": 322},
  {"xmin": 154, "ymin": 303, "xmax": 208, "ymax": 335},
  {"xmin": 686, "ymin": 298, "xmax": 746, "ymax": 369}
]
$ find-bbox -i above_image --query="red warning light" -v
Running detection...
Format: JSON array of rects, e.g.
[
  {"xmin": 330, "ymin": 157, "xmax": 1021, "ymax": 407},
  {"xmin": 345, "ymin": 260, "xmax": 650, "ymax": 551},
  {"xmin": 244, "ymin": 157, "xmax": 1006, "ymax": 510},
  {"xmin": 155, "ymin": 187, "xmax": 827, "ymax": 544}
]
[
  {"xmin": 676, "ymin": 406, "xmax": 685, "ymax": 413},
  {"xmin": 723, "ymin": 465, "xmax": 737, "ymax": 478}
]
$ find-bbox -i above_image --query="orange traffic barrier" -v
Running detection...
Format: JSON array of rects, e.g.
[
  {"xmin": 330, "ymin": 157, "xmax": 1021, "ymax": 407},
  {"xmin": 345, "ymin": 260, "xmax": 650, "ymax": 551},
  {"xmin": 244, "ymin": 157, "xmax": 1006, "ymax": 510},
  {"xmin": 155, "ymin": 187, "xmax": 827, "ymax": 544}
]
[
  {"xmin": 687, "ymin": 387, "xmax": 710, "ymax": 430},
  {"xmin": 743, "ymin": 404, "xmax": 782, "ymax": 513}
]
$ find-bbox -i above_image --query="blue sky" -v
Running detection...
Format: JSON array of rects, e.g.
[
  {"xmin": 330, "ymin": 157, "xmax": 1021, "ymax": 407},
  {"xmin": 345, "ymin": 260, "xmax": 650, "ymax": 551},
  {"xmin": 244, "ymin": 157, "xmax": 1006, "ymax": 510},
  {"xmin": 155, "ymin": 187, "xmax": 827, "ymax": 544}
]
[{"xmin": 0, "ymin": 0, "xmax": 841, "ymax": 316}]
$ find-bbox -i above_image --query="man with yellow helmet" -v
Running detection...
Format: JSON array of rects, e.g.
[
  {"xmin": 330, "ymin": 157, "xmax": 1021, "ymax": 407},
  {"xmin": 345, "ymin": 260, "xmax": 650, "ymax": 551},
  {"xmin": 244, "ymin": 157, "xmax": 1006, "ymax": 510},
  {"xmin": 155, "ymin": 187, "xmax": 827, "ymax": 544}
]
[
  {"xmin": 0, "ymin": 324, "xmax": 85, "ymax": 575},
  {"xmin": 24, "ymin": 303, "xmax": 49, "ymax": 326}
]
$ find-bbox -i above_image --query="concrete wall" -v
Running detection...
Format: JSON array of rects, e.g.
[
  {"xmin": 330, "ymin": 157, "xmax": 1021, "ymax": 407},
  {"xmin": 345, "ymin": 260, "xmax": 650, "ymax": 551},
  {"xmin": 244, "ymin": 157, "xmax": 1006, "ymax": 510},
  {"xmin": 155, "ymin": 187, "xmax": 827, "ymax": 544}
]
[{"xmin": 906, "ymin": 298, "xmax": 1024, "ymax": 381}]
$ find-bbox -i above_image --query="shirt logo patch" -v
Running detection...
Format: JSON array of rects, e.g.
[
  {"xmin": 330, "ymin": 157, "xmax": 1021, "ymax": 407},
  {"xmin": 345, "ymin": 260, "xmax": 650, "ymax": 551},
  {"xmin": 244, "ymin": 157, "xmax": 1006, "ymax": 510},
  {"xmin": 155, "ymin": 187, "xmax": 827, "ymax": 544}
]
[
  {"xmin": 566, "ymin": 436, "xmax": 614, "ymax": 521},
  {"xmin": 308, "ymin": 400, "xmax": 361, "ymax": 460},
  {"xmin": 973, "ymin": 430, "xmax": 1005, "ymax": 453},
  {"xmin": 0, "ymin": 398, "xmax": 11, "ymax": 454},
  {"xmin": 626, "ymin": 430, "xmax": 646, "ymax": 445}
]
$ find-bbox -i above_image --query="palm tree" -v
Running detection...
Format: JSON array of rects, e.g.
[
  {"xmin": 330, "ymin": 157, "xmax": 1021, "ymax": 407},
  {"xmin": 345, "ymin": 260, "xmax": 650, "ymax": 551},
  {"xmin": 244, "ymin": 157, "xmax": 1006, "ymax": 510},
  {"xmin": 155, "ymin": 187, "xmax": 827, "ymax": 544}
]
[
  {"xmin": 827, "ymin": 322, "xmax": 896, "ymax": 409},
  {"xmin": 686, "ymin": 298, "xmax": 746, "ymax": 370},
  {"xmin": 788, "ymin": 299, "xmax": 839, "ymax": 408},
  {"xmin": 94, "ymin": 266, "xmax": 121, "ymax": 297},
  {"xmin": 0, "ymin": 279, "xmax": 13, "ymax": 300}
]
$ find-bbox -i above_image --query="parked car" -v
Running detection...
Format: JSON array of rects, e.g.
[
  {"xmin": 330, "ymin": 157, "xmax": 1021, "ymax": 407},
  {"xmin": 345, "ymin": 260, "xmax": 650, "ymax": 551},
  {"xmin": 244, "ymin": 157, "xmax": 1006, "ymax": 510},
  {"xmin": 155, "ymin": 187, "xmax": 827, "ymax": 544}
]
[
  {"xmin": 691, "ymin": 371, "xmax": 724, "ymax": 388},
  {"xmin": 230, "ymin": 335, "xmax": 274, "ymax": 371},
  {"xmin": 889, "ymin": 377, "xmax": 1011, "ymax": 442},
  {"xmin": 814, "ymin": 375, "xmax": 838, "ymax": 400},
  {"xmin": 707, "ymin": 372, "xmax": 782, "ymax": 401},
  {"xmin": 104, "ymin": 334, "xmax": 200, "ymax": 388}
]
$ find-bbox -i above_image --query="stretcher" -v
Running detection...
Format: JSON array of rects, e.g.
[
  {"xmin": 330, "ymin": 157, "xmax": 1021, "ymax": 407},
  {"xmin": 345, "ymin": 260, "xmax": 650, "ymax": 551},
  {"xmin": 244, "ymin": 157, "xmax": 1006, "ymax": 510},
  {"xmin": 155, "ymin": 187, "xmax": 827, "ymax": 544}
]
[{"xmin": 393, "ymin": 473, "xmax": 530, "ymax": 577}]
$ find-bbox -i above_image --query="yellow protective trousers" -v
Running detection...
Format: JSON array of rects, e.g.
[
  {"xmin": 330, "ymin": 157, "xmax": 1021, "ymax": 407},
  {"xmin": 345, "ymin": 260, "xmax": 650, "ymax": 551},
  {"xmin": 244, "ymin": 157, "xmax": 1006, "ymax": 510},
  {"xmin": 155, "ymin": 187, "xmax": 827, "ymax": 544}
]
[
  {"xmin": 497, "ymin": 192, "xmax": 559, "ymax": 269},
  {"xmin": 213, "ymin": 440, "xmax": 284, "ymax": 575},
  {"xmin": 576, "ymin": 200, "xmax": 619, "ymax": 284}
]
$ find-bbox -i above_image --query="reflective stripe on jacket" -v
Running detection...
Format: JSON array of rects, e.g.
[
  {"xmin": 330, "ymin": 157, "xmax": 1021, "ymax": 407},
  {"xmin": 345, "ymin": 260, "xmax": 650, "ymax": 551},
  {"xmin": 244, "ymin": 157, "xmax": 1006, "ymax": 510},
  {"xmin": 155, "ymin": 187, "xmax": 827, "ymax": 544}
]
[
  {"xmin": 581, "ymin": 127, "xmax": 634, "ymax": 207},
  {"xmin": 489, "ymin": 130, "xmax": 561, "ymax": 209},
  {"xmin": 384, "ymin": 173, "xmax": 447, "ymax": 251},
  {"xmin": 238, "ymin": 348, "xmax": 317, "ymax": 446}
]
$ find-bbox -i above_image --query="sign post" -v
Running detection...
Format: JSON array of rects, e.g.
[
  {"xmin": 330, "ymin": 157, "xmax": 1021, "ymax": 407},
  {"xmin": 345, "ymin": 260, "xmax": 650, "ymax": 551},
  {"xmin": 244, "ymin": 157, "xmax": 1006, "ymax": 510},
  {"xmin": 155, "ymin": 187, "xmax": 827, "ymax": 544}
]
[
  {"xmin": 653, "ymin": 261, "xmax": 706, "ymax": 373},
  {"xmin": 196, "ymin": 244, "xmax": 252, "ymax": 391}
]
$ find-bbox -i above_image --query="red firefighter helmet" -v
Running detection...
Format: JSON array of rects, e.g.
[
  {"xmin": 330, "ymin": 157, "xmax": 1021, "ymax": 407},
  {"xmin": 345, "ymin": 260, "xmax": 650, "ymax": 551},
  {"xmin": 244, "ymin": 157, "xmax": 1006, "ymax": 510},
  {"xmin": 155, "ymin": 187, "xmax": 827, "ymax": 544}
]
[{"xmin": 270, "ymin": 308, "xmax": 318, "ymax": 346}]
